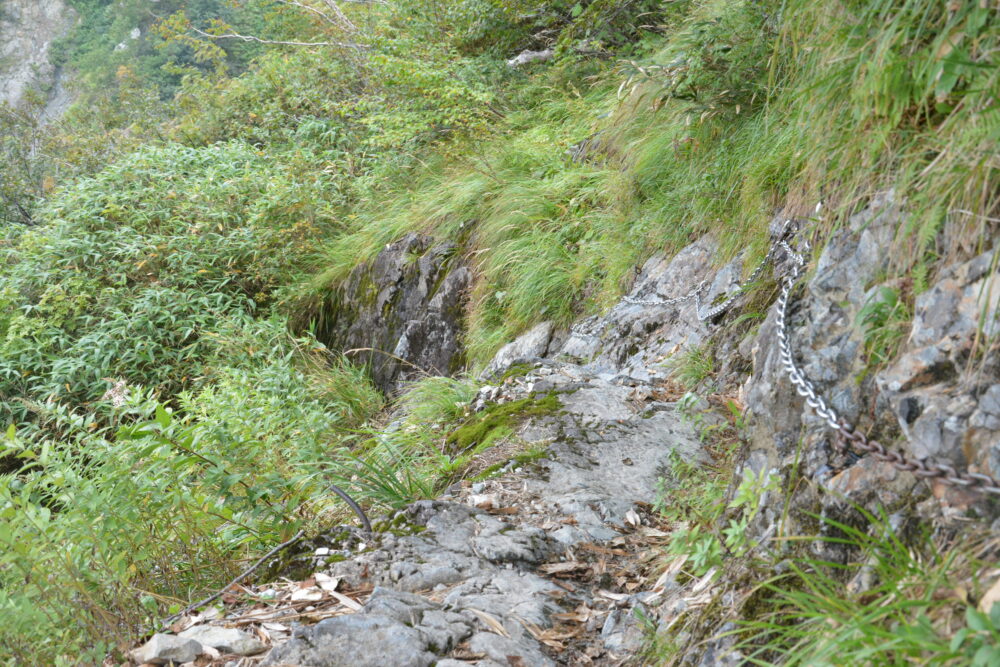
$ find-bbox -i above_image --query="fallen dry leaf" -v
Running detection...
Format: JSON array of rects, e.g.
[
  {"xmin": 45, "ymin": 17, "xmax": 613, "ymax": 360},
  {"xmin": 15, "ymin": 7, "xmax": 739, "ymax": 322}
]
[
  {"xmin": 689, "ymin": 566, "xmax": 717, "ymax": 595},
  {"xmin": 979, "ymin": 577, "xmax": 1000, "ymax": 614},
  {"xmin": 468, "ymin": 608, "xmax": 511, "ymax": 637},
  {"xmin": 330, "ymin": 590, "xmax": 363, "ymax": 611},
  {"xmin": 540, "ymin": 561, "xmax": 589, "ymax": 576},
  {"xmin": 290, "ymin": 587, "xmax": 323, "ymax": 603},
  {"xmin": 314, "ymin": 573, "xmax": 341, "ymax": 593},
  {"xmin": 263, "ymin": 622, "xmax": 289, "ymax": 632},
  {"xmin": 553, "ymin": 604, "xmax": 597, "ymax": 624},
  {"xmin": 597, "ymin": 590, "xmax": 630, "ymax": 602},
  {"xmin": 578, "ymin": 543, "xmax": 628, "ymax": 557},
  {"xmin": 639, "ymin": 527, "xmax": 671, "ymax": 538},
  {"xmin": 486, "ymin": 506, "xmax": 519, "ymax": 515},
  {"xmin": 653, "ymin": 555, "xmax": 687, "ymax": 592},
  {"xmin": 468, "ymin": 493, "xmax": 498, "ymax": 509}
]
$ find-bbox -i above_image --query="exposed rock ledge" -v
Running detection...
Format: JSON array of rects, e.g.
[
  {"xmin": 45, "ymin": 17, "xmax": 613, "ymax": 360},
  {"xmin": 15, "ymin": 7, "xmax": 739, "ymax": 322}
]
[{"xmin": 314, "ymin": 233, "xmax": 471, "ymax": 394}]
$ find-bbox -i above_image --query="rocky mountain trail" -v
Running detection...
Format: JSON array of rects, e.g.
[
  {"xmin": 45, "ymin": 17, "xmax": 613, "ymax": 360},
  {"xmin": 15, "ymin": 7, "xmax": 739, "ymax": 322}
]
[
  {"xmin": 127, "ymin": 196, "xmax": 1000, "ymax": 666},
  {"xmin": 127, "ymin": 233, "xmax": 734, "ymax": 667}
]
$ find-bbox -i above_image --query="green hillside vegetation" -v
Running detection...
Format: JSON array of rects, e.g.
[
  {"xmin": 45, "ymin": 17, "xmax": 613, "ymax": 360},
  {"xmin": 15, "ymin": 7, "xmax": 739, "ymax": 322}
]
[{"xmin": 0, "ymin": 0, "xmax": 997, "ymax": 662}]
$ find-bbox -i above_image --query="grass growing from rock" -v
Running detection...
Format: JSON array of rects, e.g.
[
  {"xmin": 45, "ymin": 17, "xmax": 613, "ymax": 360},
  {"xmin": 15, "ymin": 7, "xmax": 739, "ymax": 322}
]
[
  {"xmin": 645, "ymin": 391, "xmax": 1000, "ymax": 666},
  {"xmin": 320, "ymin": 383, "xmax": 561, "ymax": 514},
  {"xmin": 736, "ymin": 514, "xmax": 1000, "ymax": 665}
]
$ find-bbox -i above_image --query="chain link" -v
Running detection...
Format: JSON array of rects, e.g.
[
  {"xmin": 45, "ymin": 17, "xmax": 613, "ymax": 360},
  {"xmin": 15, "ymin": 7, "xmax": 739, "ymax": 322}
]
[
  {"xmin": 623, "ymin": 279, "xmax": 710, "ymax": 309},
  {"xmin": 623, "ymin": 236, "xmax": 780, "ymax": 321},
  {"xmin": 628, "ymin": 220, "xmax": 1000, "ymax": 496},
  {"xmin": 773, "ymin": 235, "xmax": 1000, "ymax": 496}
]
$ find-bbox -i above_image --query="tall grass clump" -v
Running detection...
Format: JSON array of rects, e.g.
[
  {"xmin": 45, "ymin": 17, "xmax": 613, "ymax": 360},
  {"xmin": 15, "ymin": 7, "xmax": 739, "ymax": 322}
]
[
  {"xmin": 736, "ymin": 511, "xmax": 1000, "ymax": 666},
  {"xmin": 303, "ymin": 0, "xmax": 998, "ymax": 365},
  {"xmin": 320, "ymin": 374, "xmax": 480, "ymax": 509}
]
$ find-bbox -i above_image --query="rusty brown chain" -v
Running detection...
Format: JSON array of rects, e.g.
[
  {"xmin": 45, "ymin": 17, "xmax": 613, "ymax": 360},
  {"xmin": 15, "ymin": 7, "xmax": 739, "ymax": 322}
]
[{"xmin": 773, "ymin": 236, "xmax": 1000, "ymax": 496}]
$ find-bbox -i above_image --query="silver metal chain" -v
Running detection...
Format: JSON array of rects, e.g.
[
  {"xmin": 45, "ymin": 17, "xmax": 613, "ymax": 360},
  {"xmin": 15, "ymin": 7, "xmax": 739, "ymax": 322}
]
[
  {"xmin": 623, "ymin": 251, "xmax": 774, "ymax": 321},
  {"xmin": 623, "ymin": 279, "xmax": 710, "ymax": 309},
  {"xmin": 773, "ymin": 237, "xmax": 1000, "ymax": 496},
  {"xmin": 628, "ymin": 221, "xmax": 1000, "ymax": 496}
]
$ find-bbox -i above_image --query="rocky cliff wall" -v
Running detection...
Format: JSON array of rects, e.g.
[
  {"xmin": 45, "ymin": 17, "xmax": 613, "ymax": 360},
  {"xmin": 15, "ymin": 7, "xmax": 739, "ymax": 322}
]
[
  {"xmin": 744, "ymin": 195, "xmax": 999, "ymax": 528},
  {"xmin": 0, "ymin": 0, "xmax": 76, "ymax": 117},
  {"xmin": 314, "ymin": 233, "xmax": 472, "ymax": 395}
]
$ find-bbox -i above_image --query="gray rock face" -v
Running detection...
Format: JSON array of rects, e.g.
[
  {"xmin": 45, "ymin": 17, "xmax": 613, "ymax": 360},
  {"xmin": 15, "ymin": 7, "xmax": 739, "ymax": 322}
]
[
  {"xmin": 0, "ymin": 0, "xmax": 76, "ymax": 118},
  {"xmin": 130, "ymin": 633, "xmax": 202, "ymax": 665},
  {"xmin": 179, "ymin": 625, "xmax": 266, "ymax": 656},
  {"xmin": 743, "ymin": 192, "xmax": 1000, "ymax": 547},
  {"xmin": 744, "ymin": 196, "xmax": 911, "ymax": 507},
  {"xmin": 263, "ymin": 614, "xmax": 438, "ymax": 667},
  {"xmin": 316, "ymin": 233, "xmax": 471, "ymax": 393},
  {"xmin": 553, "ymin": 237, "xmax": 717, "ymax": 383},
  {"xmin": 484, "ymin": 320, "xmax": 554, "ymax": 378},
  {"xmin": 877, "ymin": 250, "xmax": 1000, "ymax": 471}
]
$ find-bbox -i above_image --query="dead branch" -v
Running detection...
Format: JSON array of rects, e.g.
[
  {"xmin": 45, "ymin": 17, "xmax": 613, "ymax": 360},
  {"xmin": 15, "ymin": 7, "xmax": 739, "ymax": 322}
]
[
  {"xmin": 316, "ymin": 0, "xmax": 360, "ymax": 32},
  {"xmin": 191, "ymin": 26, "xmax": 367, "ymax": 50}
]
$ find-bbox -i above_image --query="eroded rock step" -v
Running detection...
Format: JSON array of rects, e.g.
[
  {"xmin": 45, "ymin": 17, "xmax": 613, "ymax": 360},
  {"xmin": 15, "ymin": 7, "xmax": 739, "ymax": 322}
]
[{"xmin": 259, "ymin": 368, "xmax": 701, "ymax": 666}]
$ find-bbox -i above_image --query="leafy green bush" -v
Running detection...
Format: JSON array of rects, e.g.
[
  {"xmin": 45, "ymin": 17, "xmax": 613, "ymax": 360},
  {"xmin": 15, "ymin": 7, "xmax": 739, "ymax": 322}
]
[
  {"xmin": 0, "ymin": 321, "xmax": 381, "ymax": 664},
  {"xmin": 0, "ymin": 141, "xmax": 332, "ymax": 421}
]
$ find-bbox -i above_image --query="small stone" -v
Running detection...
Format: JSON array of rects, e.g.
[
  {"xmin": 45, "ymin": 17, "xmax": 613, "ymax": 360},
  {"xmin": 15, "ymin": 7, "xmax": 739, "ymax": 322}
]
[
  {"xmin": 484, "ymin": 321, "xmax": 554, "ymax": 377},
  {"xmin": 290, "ymin": 587, "xmax": 324, "ymax": 602},
  {"xmin": 179, "ymin": 626, "xmax": 266, "ymax": 656},
  {"xmin": 467, "ymin": 493, "xmax": 497, "ymax": 509},
  {"xmin": 130, "ymin": 633, "xmax": 203, "ymax": 665}
]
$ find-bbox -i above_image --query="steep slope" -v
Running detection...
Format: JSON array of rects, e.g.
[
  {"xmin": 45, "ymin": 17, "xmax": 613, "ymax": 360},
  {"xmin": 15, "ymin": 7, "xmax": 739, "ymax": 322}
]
[
  {"xmin": 1, "ymin": 1, "xmax": 998, "ymax": 663},
  {"xmin": 135, "ymin": 199, "xmax": 1000, "ymax": 666},
  {"xmin": 0, "ymin": 0, "xmax": 76, "ymax": 117}
]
